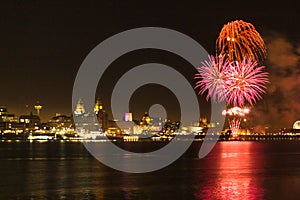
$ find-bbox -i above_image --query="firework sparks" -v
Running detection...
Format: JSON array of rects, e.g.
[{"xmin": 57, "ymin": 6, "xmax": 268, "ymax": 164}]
[
  {"xmin": 222, "ymin": 107, "xmax": 250, "ymax": 116},
  {"xmin": 196, "ymin": 20, "xmax": 269, "ymax": 138},
  {"xmin": 216, "ymin": 20, "xmax": 267, "ymax": 63},
  {"xmin": 194, "ymin": 55, "xmax": 229, "ymax": 102},
  {"xmin": 225, "ymin": 57, "xmax": 269, "ymax": 107},
  {"xmin": 222, "ymin": 107, "xmax": 250, "ymax": 137},
  {"xmin": 195, "ymin": 56, "xmax": 269, "ymax": 107},
  {"xmin": 229, "ymin": 118, "xmax": 241, "ymax": 138}
]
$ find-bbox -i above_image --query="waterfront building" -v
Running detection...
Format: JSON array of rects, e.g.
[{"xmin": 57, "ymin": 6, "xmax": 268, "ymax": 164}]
[
  {"xmin": 161, "ymin": 121, "xmax": 181, "ymax": 134},
  {"xmin": 73, "ymin": 98, "xmax": 108, "ymax": 133},
  {"xmin": 74, "ymin": 99, "xmax": 85, "ymax": 115},
  {"xmin": 0, "ymin": 106, "xmax": 21, "ymax": 133},
  {"xmin": 140, "ymin": 112, "xmax": 151, "ymax": 125},
  {"xmin": 115, "ymin": 120, "xmax": 134, "ymax": 134},
  {"xmin": 19, "ymin": 112, "xmax": 41, "ymax": 130},
  {"xmin": 107, "ymin": 120, "xmax": 122, "ymax": 134},
  {"xmin": 48, "ymin": 114, "xmax": 73, "ymax": 130}
]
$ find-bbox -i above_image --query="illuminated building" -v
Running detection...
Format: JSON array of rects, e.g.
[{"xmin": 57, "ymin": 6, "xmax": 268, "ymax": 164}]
[
  {"xmin": 19, "ymin": 112, "xmax": 41, "ymax": 130},
  {"xmin": 161, "ymin": 121, "xmax": 181, "ymax": 134},
  {"xmin": 140, "ymin": 112, "xmax": 151, "ymax": 125},
  {"xmin": 94, "ymin": 98, "xmax": 108, "ymax": 131},
  {"xmin": 73, "ymin": 98, "xmax": 107, "ymax": 133},
  {"xmin": 114, "ymin": 120, "xmax": 134, "ymax": 135},
  {"xmin": 94, "ymin": 98, "xmax": 103, "ymax": 114},
  {"xmin": 107, "ymin": 120, "xmax": 122, "ymax": 134},
  {"xmin": 0, "ymin": 107, "xmax": 17, "ymax": 123},
  {"xmin": 74, "ymin": 99, "xmax": 85, "ymax": 116},
  {"xmin": 124, "ymin": 112, "xmax": 133, "ymax": 122},
  {"xmin": 48, "ymin": 114, "xmax": 73, "ymax": 130},
  {"xmin": 199, "ymin": 117, "xmax": 208, "ymax": 128},
  {"xmin": 198, "ymin": 117, "xmax": 219, "ymax": 129},
  {"xmin": 0, "ymin": 107, "xmax": 20, "ymax": 132}
]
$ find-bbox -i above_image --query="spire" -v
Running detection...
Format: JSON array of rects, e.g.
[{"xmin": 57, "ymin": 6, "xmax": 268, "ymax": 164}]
[{"xmin": 94, "ymin": 97, "xmax": 103, "ymax": 114}]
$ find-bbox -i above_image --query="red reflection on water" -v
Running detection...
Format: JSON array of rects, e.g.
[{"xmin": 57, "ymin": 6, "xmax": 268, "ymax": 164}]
[{"xmin": 196, "ymin": 142, "xmax": 265, "ymax": 200}]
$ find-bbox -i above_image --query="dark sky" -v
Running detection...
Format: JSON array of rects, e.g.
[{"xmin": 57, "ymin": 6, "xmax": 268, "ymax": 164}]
[{"xmin": 0, "ymin": 0, "xmax": 299, "ymax": 128}]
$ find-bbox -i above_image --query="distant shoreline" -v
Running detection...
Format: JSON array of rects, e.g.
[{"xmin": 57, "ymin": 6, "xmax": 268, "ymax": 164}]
[{"xmin": 1, "ymin": 135, "xmax": 300, "ymax": 142}]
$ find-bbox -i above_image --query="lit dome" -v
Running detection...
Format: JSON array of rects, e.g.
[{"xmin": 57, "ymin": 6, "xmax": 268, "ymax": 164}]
[{"xmin": 293, "ymin": 120, "xmax": 300, "ymax": 129}]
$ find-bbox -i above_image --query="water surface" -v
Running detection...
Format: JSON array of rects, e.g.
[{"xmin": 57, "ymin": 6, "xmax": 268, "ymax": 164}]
[{"xmin": 0, "ymin": 141, "xmax": 300, "ymax": 199}]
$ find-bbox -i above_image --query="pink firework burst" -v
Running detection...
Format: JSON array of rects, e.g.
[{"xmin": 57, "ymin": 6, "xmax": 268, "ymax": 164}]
[
  {"xmin": 194, "ymin": 55, "xmax": 229, "ymax": 102},
  {"xmin": 195, "ymin": 56, "xmax": 269, "ymax": 106},
  {"xmin": 225, "ymin": 57, "xmax": 269, "ymax": 106}
]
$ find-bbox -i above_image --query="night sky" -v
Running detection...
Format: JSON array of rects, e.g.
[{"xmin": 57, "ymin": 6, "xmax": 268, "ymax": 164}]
[{"xmin": 0, "ymin": 1, "xmax": 299, "ymax": 129}]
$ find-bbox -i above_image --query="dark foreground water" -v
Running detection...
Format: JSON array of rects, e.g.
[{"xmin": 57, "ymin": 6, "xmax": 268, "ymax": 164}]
[{"xmin": 1, "ymin": 140, "xmax": 300, "ymax": 199}]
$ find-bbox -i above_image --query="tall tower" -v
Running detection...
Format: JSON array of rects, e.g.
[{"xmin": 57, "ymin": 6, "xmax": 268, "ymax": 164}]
[
  {"xmin": 94, "ymin": 98, "xmax": 103, "ymax": 114},
  {"xmin": 34, "ymin": 101, "xmax": 42, "ymax": 117},
  {"xmin": 94, "ymin": 98, "xmax": 108, "ymax": 131}
]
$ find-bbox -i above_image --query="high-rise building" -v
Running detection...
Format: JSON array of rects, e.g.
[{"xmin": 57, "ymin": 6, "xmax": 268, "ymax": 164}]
[{"xmin": 94, "ymin": 98, "xmax": 108, "ymax": 131}]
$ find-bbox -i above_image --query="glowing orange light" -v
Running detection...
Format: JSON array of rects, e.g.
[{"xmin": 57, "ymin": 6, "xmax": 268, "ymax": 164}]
[{"xmin": 216, "ymin": 20, "xmax": 267, "ymax": 63}]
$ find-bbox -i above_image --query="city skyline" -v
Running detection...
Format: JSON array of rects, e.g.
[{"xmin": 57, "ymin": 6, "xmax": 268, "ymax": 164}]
[
  {"xmin": 1, "ymin": 2, "xmax": 300, "ymax": 199},
  {"xmin": 0, "ymin": 1, "xmax": 299, "ymax": 128}
]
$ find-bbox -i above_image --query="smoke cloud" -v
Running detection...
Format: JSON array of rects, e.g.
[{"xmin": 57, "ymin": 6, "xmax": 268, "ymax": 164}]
[{"xmin": 248, "ymin": 33, "xmax": 300, "ymax": 130}]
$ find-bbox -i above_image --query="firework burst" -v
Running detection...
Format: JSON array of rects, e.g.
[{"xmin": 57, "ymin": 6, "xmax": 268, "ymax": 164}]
[
  {"xmin": 222, "ymin": 107, "xmax": 250, "ymax": 137},
  {"xmin": 222, "ymin": 107, "xmax": 250, "ymax": 117},
  {"xmin": 196, "ymin": 20, "xmax": 269, "ymax": 138},
  {"xmin": 216, "ymin": 20, "xmax": 267, "ymax": 63},
  {"xmin": 195, "ymin": 56, "xmax": 269, "ymax": 107},
  {"xmin": 229, "ymin": 119, "xmax": 241, "ymax": 138},
  {"xmin": 194, "ymin": 55, "xmax": 229, "ymax": 102},
  {"xmin": 225, "ymin": 57, "xmax": 269, "ymax": 107}
]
